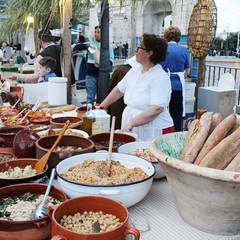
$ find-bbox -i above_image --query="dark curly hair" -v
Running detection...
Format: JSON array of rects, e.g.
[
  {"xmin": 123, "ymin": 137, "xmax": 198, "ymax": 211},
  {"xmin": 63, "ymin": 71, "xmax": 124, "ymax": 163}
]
[
  {"xmin": 39, "ymin": 56, "xmax": 56, "ymax": 72},
  {"xmin": 163, "ymin": 26, "xmax": 181, "ymax": 43},
  {"xmin": 142, "ymin": 33, "xmax": 168, "ymax": 63}
]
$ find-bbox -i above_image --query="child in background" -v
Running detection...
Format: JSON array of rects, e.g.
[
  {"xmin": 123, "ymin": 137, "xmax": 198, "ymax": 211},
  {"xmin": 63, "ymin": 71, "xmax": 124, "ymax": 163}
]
[{"xmin": 38, "ymin": 56, "xmax": 57, "ymax": 82}]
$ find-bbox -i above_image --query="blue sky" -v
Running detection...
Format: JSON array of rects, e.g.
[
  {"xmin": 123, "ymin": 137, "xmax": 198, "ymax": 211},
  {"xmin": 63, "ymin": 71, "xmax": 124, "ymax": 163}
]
[{"xmin": 215, "ymin": 0, "xmax": 240, "ymax": 33}]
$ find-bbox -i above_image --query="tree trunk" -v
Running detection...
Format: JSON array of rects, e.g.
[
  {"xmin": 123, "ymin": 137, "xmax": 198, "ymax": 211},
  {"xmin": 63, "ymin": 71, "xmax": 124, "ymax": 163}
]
[
  {"xmin": 62, "ymin": 0, "xmax": 72, "ymax": 104},
  {"xmin": 129, "ymin": 3, "xmax": 136, "ymax": 57},
  {"xmin": 197, "ymin": 56, "xmax": 206, "ymax": 87},
  {"xmin": 98, "ymin": 0, "xmax": 110, "ymax": 103}
]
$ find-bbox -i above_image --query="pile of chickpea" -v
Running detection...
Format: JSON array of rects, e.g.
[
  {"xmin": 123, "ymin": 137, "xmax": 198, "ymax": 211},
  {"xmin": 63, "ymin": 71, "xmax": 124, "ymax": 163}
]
[{"xmin": 60, "ymin": 211, "xmax": 122, "ymax": 233}]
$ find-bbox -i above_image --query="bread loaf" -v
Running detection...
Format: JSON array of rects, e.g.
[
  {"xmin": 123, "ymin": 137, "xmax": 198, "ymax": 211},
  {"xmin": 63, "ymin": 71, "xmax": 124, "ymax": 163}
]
[
  {"xmin": 194, "ymin": 114, "xmax": 236, "ymax": 165},
  {"xmin": 187, "ymin": 119, "xmax": 199, "ymax": 141},
  {"xmin": 179, "ymin": 112, "xmax": 213, "ymax": 163},
  {"xmin": 199, "ymin": 127, "xmax": 240, "ymax": 169},
  {"xmin": 42, "ymin": 105, "xmax": 77, "ymax": 114},
  {"xmin": 224, "ymin": 151, "xmax": 240, "ymax": 172},
  {"xmin": 209, "ymin": 112, "xmax": 222, "ymax": 133}
]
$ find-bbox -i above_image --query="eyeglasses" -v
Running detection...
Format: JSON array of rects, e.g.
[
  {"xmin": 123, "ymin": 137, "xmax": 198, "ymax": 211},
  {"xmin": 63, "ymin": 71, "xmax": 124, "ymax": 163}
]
[{"xmin": 136, "ymin": 46, "xmax": 148, "ymax": 52}]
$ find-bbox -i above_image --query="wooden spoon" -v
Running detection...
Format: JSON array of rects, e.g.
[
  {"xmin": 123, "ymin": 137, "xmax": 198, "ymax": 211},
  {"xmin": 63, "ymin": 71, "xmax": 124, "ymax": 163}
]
[
  {"xmin": 107, "ymin": 116, "xmax": 116, "ymax": 177},
  {"xmin": 34, "ymin": 120, "xmax": 70, "ymax": 174}
]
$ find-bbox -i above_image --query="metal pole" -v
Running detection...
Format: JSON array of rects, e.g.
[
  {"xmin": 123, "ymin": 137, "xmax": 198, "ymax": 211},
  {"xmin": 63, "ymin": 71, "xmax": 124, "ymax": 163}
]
[{"xmin": 97, "ymin": 0, "xmax": 110, "ymax": 103}]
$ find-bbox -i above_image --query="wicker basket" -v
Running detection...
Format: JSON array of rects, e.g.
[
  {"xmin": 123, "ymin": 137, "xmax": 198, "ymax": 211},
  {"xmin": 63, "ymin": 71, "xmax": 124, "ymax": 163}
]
[{"xmin": 188, "ymin": 0, "xmax": 217, "ymax": 58}]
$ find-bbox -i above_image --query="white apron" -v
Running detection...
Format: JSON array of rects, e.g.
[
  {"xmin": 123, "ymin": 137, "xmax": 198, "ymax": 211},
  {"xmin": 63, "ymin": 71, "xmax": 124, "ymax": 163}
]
[{"xmin": 121, "ymin": 105, "xmax": 163, "ymax": 141}]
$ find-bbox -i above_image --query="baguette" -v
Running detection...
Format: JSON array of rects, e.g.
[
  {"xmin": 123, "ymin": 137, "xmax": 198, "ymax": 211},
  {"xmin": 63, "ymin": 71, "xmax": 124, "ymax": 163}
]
[
  {"xmin": 187, "ymin": 119, "xmax": 199, "ymax": 141},
  {"xmin": 209, "ymin": 112, "xmax": 222, "ymax": 134},
  {"xmin": 230, "ymin": 118, "xmax": 240, "ymax": 133},
  {"xmin": 194, "ymin": 114, "xmax": 236, "ymax": 165},
  {"xmin": 199, "ymin": 127, "xmax": 240, "ymax": 169},
  {"xmin": 224, "ymin": 151, "xmax": 240, "ymax": 172},
  {"xmin": 42, "ymin": 104, "xmax": 77, "ymax": 114},
  {"xmin": 179, "ymin": 112, "xmax": 213, "ymax": 163}
]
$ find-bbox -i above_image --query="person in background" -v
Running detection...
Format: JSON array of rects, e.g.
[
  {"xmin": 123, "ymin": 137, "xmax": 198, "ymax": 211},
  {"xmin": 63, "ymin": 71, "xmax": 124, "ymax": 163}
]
[
  {"xmin": 38, "ymin": 56, "xmax": 57, "ymax": 82},
  {"xmin": 72, "ymin": 35, "xmax": 87, "ymax": 89},
  {"xmin": 106, "ymin": 56, "xmax": 139, "ymax": 130},
  {"xmin": 100, "ymin": 33, "xmax": 174, "ymax": 141},
  {"xmin": 161, "ymin": 26, "xmax": 190, "ymax": 132},
  {"xmin": 83, "ymin": 25, "xmax": 114, "ymax": 104},
  {"xmin": 8, "ymin": 29, "xmax": 62, "ymax": 83}
]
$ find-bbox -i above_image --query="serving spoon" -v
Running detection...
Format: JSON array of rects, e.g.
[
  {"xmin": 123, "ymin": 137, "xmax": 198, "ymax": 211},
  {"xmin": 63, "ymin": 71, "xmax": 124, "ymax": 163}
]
[
  {"xmin": 32, "ymin": 168, "xmax": 56, "ymax": 220},
  {"xmin": 107, "ymin": 116, "xmax": 116, "ymax": 177},
  {"xmin": 34, "ymin": 120, "xmax": 70, "ymax": 174}
]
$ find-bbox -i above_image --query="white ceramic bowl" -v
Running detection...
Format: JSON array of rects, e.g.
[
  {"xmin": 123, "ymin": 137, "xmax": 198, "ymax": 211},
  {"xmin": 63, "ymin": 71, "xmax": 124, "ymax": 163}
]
[
  {"xmin": 118, "ymin": 141, "xmax": 165, "ymax": 179},
  {"xmin": 150, "ymin": 132, "xmax": 240, "ymax": 236},
  {"xmin": 37, "ymin": 128, "xmax": 89, "ymax": 138},
  {"xmin": 56, "ymin": 152, "xmax": 155, "ymax": 207}
]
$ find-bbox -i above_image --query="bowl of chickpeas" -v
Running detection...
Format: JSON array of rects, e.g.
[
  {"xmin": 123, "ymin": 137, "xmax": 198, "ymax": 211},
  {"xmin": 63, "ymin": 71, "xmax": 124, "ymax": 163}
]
[{"xmin": 50, "ymin": 196, "xmax": 140, "ymax": 240}]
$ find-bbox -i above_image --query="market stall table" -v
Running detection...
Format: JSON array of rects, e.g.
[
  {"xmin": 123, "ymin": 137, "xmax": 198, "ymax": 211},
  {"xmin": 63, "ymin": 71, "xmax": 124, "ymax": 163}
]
[
  {"xmin": 52, "ymin": 177, "xmax": 240, "ymax": 240},
  {"xmin": 113, "ymin": 178, "xmax": 240, "ymax": 239}
]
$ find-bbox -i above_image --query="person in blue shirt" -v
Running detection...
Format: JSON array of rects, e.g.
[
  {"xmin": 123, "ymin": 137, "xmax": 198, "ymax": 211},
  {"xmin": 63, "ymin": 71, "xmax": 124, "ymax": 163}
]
[
  {"xmin": 38, "ymin": 56, "xmax": 57, "ymax": 82},
  {"xmin": 161, "ymin": 26, "xmax": 190, "ymax": 131}
]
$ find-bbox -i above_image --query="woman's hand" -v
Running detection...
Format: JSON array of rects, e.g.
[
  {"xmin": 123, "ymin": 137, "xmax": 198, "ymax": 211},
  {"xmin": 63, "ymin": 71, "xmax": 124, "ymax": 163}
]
[{"xmin": 122, "ymin": 122, "xmax": 134, "ymax": 132}]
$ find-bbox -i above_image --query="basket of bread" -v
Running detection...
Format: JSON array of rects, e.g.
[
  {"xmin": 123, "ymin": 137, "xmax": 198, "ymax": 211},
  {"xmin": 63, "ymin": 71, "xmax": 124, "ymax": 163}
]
[{"xmin": 150, "ymin": 112, "xmax": 240, "ymax": 235}]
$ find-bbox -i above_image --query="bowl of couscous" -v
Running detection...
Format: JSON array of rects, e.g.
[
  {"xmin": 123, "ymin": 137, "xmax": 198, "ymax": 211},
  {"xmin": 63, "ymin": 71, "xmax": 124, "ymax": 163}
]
[{"xmin": 56, "ymin": 152, "xmax": 155, "ymax": 207}]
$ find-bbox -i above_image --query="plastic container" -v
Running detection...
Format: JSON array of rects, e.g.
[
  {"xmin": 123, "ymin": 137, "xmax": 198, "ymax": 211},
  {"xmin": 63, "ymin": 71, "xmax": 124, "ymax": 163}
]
[
  {"xmin": 185, "ymin": 82, "xmax": 196, "ymax": 98},
  {"xmin": 92, "ymin": 105, "xmax": 110, "ymax": 133},
  {"xmin": 48, "ymin": 77, "xmax": 67, "ymax": 106},
  {"xmin": 185, "ymin": 97, "xmax": 195, "ymax": 113}
]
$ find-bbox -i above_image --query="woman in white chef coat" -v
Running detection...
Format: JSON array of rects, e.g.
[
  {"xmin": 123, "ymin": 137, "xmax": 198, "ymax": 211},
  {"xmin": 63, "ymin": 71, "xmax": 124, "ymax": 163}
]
[{"xmin": 100, "ymin": 33, "xmax": 174, "ymax": 141}]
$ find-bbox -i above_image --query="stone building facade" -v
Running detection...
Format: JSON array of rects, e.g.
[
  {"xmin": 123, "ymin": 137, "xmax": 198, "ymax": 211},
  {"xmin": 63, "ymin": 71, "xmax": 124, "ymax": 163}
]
[{"xmin": 109, "ymin": 0, "xmax": 198, "ymax": 49}]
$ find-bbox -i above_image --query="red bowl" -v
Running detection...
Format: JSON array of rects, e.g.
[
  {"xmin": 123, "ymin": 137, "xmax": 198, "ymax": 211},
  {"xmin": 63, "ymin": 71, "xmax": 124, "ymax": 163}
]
[
  {"xmin": 0, "ymin": 108, "xmax": 19, "ymax": 116},
  {"xmin": 27, "ymin": 110, "xmax": 47, "ymax": 119},
  {"xmin": 1, "ymin": 113, "xmax": 23, "ymax": 122},
  {"xmin": 30, "ymin": 116, "xmax": 52, "ymax": 125},
  {"xmin": 3, "ymin": 118, "xmax": 28, "ymax": 127}
]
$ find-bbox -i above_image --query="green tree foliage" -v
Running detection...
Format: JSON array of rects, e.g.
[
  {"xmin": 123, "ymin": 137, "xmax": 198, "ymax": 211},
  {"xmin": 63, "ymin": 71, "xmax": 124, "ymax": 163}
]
[{"xmin": 212, "ymin": 32, "xmax": 238, "ymax": 53}]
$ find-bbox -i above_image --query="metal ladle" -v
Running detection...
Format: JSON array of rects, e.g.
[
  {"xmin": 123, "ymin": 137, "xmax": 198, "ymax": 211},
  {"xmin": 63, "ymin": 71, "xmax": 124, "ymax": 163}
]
[{"xmin": 32, "ymin": 168, "xmax": 56, "ymax": 220}]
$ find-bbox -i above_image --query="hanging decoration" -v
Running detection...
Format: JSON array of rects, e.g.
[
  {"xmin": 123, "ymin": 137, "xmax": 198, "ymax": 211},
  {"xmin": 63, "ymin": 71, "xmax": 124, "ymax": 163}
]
[{"xmin": 187, "ymin": 0, "xmax": 217, "ymax": 58}]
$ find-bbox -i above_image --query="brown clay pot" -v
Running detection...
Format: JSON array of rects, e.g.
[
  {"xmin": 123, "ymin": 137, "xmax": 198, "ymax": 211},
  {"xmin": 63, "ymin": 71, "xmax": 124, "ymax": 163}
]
[
  {"xmin": 50, "ymin": 116, "xmax": 82, "ymax": 130},
  {"xmin": 76, "ymin": 105, "xmax": 105, "ymax": 119},
  {"xmin": 89, "ymin": 132, "xmax": 137, "ymax": 152},
  {"xmin": 0, "ymin": 183, "xmax": 68, "ymax": 240},
  {"xmin": 13, "ymin": 129, "xmax": 40, "ymax": 158},
  {"xmin": 35, "ymin": 135, "xmax": 94, "ymax": 177},
  {"xmin": 29, "ymin": 116, "xmax": 52, "ymax": 125},
  {"xmin": 0, "ymin": 126, "xmax": 26, "ymax": 147},
  {"xmin": 50, "ymin": 196, "xmax": 140, "ymax": 240},
  {"xmin": 0, "ymin": 159, "xmax": 48, "ymax": 187}
]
